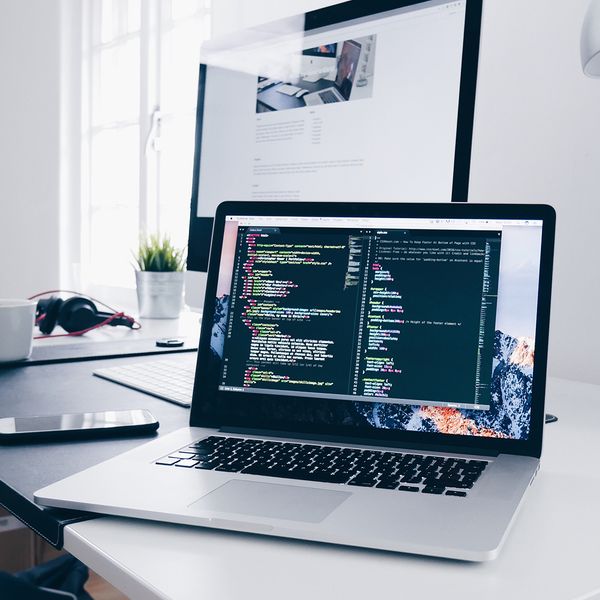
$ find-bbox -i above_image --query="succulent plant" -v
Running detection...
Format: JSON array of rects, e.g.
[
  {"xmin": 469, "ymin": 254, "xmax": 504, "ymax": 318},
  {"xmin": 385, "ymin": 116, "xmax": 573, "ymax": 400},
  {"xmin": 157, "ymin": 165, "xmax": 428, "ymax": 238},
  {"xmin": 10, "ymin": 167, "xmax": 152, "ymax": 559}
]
[{"xmin": 134, "ymin": 234, "xmax": 186, "ymax": 272}]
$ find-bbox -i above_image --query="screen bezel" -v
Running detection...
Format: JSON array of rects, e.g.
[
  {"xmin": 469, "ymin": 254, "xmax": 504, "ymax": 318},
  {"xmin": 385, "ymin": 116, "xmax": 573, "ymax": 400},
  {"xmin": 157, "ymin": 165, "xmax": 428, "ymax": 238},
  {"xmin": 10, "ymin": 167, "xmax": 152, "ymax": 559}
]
[
  {"xmin": 187, "ymin": 0, "xmax": 483, "ymax": 272},
  {"xmin": 191, "ymin": 201, "xmax": 555, "ymax": 459}
]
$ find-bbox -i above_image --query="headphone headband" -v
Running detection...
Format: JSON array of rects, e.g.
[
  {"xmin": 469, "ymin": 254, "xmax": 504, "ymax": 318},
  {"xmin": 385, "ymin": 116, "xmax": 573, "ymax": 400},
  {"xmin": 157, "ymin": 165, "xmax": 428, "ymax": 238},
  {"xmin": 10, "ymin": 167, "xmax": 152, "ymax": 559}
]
[{"xmin": 34, "ymin": 293, "xmax": 137, "ymax": 337}]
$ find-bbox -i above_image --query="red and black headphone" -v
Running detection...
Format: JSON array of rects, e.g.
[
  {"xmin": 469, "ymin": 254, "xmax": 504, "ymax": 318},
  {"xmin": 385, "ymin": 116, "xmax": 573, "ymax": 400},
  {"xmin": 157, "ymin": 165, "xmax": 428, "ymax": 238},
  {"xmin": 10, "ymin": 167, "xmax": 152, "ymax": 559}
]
[{"xmin": 29, "ymin": 290, "xmax": 140, "ymax": 339}]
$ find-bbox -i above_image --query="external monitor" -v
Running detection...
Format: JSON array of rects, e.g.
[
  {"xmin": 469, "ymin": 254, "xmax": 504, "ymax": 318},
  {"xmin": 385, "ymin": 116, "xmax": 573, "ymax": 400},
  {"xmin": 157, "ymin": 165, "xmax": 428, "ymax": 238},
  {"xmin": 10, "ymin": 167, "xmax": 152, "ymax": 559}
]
[
  {"xmin": 186, "ymin": 0, "xmax": 483, "ymax": 307},
  {"xmin": 301, "ymin": 42, "xmax": 338, "ymax": 80},
  {"xmin": 302, "ymin": 43, "xmax": 338, "ymax": 57}
]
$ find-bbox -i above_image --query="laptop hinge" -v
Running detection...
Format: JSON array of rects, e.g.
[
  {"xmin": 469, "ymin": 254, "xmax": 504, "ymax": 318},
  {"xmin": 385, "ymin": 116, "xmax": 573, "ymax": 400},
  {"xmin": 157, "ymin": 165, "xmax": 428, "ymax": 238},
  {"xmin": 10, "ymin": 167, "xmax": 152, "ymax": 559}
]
[{"xmin": 219, "ymin": 426, "xmax": 499, "ymax": 457}]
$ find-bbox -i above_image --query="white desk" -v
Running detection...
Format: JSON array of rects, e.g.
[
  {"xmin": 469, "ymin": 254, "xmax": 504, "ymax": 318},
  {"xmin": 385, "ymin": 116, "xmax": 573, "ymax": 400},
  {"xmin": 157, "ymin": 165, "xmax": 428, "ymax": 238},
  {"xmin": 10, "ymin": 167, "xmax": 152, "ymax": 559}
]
[
  {"xmin": 62, "ymin": 377, "xmax": 600, "ymax": 600},
  {"xmin": 32, "ymin": 309, "xmax": 201, "ymax": 348}
]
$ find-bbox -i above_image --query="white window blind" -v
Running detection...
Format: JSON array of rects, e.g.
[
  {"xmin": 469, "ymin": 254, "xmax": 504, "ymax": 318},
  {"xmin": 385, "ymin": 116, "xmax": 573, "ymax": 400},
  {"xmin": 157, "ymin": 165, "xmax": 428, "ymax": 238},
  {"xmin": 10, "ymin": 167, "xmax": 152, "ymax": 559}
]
[{"xmin": 82, "ymin": 0, "xmax": 211, "ymax": 292}]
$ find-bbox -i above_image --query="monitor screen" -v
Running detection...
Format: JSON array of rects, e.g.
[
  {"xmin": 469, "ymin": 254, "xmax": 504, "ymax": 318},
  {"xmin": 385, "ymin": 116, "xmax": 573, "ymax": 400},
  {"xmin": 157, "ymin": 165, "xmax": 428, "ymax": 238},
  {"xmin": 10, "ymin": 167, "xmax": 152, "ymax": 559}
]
[
  {"xmin": 208, "ymin": 212, "xmax": 543, "ymax": 442},
  {"xmin": 333, "ymin": 40, "xmax": 361, "ymax": 99},
  {"xmin": 188, "ymin": 0, "xmax": 482, "ymax": 272},
  {"xmin": 302, "ymin": 43, "xmax": 338, "ymax": 57}
]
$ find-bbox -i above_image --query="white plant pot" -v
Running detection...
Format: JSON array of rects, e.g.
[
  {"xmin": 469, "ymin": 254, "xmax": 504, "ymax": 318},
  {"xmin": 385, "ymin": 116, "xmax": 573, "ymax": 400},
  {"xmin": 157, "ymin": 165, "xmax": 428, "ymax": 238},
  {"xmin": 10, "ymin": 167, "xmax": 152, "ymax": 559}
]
[{"xmin": 135, "ymin": 271, "xmax": 184, "ymax": 319}]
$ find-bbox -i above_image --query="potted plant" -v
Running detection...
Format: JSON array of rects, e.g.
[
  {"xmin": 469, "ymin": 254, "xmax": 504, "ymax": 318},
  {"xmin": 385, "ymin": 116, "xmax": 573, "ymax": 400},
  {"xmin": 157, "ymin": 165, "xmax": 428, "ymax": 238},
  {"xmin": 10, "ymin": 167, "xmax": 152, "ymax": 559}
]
[{"xmin": 133, "ymin": 235, "xmax": 186, "ymax": 319}]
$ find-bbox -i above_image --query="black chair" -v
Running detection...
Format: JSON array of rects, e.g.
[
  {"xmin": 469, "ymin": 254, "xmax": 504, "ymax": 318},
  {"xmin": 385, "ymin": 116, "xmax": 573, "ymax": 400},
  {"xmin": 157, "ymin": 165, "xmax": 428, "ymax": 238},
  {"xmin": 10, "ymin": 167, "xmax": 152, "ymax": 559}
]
[{"xmin": 0, "ymin": 554, "xmax": 92, "ymax": 599}]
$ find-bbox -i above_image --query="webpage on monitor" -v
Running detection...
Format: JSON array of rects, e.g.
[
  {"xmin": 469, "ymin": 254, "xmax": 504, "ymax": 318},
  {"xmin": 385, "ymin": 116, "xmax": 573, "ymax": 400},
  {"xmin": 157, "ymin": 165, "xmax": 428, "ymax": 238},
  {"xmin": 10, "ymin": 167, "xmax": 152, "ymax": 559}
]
[{"xmin": 196, "ymin": 0, "xmax": 468, "ymax": 218}]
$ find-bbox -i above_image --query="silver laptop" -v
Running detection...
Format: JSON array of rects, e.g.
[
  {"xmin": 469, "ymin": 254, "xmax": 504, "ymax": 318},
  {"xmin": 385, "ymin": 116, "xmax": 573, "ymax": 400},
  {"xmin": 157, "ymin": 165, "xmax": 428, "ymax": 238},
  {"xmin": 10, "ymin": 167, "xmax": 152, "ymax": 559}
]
[
  {"xmin": 303, "ymin": 40, "xmax": 362, "ymax": 105},
  {"xmin": 35, "ymin": 201, "xmax": 555, "ymax": 562}
]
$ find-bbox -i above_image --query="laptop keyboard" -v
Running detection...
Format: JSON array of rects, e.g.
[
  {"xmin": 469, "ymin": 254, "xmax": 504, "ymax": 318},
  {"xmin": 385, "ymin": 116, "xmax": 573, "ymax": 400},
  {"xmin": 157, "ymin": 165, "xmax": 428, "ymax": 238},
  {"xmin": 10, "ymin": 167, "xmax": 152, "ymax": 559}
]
[
  {"xmin": 156, "ymin": 436, "xmax": 488, "ymax": 496},
  {"xmin": 319, "ymin": 90, "xmax": 339, "ymax": 104}
]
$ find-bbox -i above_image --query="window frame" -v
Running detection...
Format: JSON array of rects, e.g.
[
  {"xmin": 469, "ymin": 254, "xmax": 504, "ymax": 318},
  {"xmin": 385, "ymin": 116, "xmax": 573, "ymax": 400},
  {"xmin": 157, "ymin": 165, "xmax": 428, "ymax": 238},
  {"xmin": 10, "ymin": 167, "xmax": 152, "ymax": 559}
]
[{"xmin": 76, "ymin": 0, "xmax": 211, "ymax": 307}]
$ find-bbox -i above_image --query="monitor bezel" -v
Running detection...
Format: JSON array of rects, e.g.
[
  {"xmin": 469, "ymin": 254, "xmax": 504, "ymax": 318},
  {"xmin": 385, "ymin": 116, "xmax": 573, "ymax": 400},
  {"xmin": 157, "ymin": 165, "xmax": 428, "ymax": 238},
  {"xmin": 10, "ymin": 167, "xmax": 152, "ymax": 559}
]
[
  {"xmin": 191, "ymin": 200, "xmax": 555, "ymax": 460},
  {"xmin": 187, "ymin": 0, "xmax": 483, "ymax": 272}
]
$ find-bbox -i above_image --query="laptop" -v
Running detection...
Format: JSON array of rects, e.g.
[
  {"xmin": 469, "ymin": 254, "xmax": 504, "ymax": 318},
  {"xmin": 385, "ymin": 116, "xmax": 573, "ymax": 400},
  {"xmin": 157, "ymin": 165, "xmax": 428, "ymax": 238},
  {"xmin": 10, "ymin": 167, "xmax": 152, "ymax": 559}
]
[
  {"xmin": 303, "ymin": 40, "xmax": 362, "ymax": 105},
  {"xmin": 35, "ymin": 201, "xmax": 555, "ymax": 561}
]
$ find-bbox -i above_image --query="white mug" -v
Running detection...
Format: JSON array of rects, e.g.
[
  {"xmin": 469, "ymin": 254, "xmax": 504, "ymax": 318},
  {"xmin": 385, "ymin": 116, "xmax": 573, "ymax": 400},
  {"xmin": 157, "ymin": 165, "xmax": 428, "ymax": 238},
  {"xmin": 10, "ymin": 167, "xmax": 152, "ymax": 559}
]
[{"xmin": 0, "ymin": 299, "xmax": 36, "ymax": 362}]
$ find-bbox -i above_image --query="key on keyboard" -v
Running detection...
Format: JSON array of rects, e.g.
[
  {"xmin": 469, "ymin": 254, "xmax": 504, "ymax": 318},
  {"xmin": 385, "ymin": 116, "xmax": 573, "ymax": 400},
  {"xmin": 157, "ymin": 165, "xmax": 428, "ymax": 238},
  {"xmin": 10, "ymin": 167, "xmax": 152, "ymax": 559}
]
[
  {"xmin": 93, "ymin": 356, "xmax": 196, "ymax": 407},
  {"xmin": 319, "ymin": 90, "xmax": 339, "ymax": 103},
  {"xmin": 156, "ymin": 436, "xmax": 487, "ymax": 496}
]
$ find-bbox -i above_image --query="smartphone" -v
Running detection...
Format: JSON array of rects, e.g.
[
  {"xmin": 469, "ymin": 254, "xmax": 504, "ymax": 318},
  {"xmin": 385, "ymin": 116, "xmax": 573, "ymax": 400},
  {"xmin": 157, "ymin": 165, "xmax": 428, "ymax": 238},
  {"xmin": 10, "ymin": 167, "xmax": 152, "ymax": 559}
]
[{"xmin": 0, "ymin": 409, "xmax": 159, "ymax": 443}]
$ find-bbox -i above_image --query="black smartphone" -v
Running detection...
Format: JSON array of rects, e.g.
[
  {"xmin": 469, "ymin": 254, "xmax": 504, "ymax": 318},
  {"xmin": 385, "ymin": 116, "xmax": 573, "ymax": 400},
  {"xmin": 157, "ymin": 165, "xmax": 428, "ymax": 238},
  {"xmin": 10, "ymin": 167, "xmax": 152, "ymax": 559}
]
[{"xmin": 0, "ymin": 409, "xmax": 159, "ymax": 443}]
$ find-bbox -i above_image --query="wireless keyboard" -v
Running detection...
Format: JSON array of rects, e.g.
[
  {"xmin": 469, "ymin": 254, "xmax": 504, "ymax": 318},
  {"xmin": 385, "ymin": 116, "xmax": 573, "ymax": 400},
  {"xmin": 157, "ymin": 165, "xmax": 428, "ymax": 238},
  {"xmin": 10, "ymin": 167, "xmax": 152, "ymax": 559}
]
[{"xmin": 93, "ymin": 355, "xmax": 196, "ymax": 407}]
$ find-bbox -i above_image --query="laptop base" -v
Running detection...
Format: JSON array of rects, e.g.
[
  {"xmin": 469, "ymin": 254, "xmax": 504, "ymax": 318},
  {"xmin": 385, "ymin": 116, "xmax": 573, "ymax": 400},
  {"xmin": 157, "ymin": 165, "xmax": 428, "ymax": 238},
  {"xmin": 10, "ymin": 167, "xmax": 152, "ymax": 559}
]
[{"xmin": 35, "ymin": 427, "xmax": 539, "ymax": 562}]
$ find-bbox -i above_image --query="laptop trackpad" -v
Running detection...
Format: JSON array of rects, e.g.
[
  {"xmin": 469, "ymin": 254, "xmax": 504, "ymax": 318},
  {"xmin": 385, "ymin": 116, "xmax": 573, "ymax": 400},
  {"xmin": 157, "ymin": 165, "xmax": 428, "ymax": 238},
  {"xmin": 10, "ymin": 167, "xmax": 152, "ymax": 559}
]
[{"xmin": 189, "ymin": 479, "xmax": 351, "ymax": 523}]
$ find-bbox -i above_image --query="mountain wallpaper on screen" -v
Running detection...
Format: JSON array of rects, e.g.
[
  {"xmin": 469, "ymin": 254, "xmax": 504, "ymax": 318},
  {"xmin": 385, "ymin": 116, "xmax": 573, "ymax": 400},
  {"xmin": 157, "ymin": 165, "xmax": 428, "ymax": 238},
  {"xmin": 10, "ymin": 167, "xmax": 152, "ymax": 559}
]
[{"xmin": 354, "ymin": 331, "xmax": 534, "ymax": 439}]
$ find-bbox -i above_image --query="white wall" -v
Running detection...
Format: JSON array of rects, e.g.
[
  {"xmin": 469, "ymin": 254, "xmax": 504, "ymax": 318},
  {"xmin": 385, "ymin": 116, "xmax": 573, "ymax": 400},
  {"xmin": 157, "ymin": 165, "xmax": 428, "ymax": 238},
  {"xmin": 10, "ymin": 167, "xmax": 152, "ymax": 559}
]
[
  {"xmin": 470, "ymin": 0, "xmax": 600, "ymax": 383},
  {"xmin": 211, "ymin": 0, "xmax": 338, "ymax": 36},
  {"xmin": 0, "ymin": 0, "xmax": 62, "ymax": 298}
]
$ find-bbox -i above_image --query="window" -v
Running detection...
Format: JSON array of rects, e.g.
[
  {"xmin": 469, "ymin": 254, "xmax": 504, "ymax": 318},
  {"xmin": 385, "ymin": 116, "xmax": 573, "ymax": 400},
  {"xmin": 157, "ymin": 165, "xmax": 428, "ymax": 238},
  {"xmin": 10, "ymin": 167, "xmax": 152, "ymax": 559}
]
[{"xmin": 81, "ymin": 0, "xmax": 211, "ymax": 294}]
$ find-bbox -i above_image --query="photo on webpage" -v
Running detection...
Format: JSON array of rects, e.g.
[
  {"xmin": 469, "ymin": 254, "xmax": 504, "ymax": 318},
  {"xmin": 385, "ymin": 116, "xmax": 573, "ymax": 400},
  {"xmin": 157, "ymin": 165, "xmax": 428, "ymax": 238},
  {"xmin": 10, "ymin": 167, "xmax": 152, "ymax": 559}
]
[{"xmin": 255, "ymin": 35, "xmax": 376, "ymax": 113}]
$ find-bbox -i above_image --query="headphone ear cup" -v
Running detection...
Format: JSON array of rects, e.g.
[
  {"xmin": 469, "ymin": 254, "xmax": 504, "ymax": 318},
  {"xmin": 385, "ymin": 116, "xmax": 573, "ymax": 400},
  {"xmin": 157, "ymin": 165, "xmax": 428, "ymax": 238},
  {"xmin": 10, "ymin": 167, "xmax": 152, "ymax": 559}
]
[
  {"xmin": 37, "ymin": 297, "xmax": 63, "ymax": 335},
  {"xmin": 58, "ymin": 297, "xmax": 101, "ymax": 333}
]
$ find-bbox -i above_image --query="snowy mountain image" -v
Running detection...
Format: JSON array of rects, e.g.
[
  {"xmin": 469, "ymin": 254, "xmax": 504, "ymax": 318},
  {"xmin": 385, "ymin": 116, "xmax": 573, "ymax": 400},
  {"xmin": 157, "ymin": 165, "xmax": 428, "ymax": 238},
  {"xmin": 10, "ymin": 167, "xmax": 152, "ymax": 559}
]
[
  {"xmin": 353, "ymin": 330, "xmax": 534, "ymax": 439},
  {"xmin": 210, "ymin": 294, "xmax": 230, "ymax": 359}
]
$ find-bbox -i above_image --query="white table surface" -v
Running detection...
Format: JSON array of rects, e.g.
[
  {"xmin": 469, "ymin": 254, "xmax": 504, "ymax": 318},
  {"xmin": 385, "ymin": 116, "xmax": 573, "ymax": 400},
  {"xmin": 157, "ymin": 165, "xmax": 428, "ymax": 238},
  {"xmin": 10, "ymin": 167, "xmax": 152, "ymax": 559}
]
[
  {"xmin": 32, "ymin": 309, "xmax": 201, "ymax": 348},
  {"xmin": 63, "ymin": 377, "xmax": 600, "ymax": 600}
]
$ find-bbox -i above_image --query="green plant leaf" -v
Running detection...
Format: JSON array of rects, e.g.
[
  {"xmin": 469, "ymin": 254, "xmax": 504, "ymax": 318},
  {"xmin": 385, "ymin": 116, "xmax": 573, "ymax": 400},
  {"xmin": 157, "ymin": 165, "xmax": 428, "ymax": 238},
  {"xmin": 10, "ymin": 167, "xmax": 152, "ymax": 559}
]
[{"xmin": 133, "ymin": 234, "xmax": 186, "ymax": 272}]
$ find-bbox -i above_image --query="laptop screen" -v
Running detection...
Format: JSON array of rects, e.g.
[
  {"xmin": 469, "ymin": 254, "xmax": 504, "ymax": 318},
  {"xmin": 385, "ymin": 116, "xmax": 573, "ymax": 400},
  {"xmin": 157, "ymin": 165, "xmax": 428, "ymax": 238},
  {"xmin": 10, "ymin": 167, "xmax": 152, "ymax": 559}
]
[
  {"xmin": 334, "ymin": 40, "xmax": 362, "ymax": 100},
  {"xmin": 208, "ymin": 213, "xmax": 543, "ymax": 441}
]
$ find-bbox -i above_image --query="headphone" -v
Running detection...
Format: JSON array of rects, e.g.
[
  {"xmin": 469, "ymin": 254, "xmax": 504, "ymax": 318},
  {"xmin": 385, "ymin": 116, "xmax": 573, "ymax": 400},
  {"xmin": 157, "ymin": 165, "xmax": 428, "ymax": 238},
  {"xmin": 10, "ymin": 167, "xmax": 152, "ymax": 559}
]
[{"xmin": 31, "ymin": 291, "xmax": 140, "ymax": 338}]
